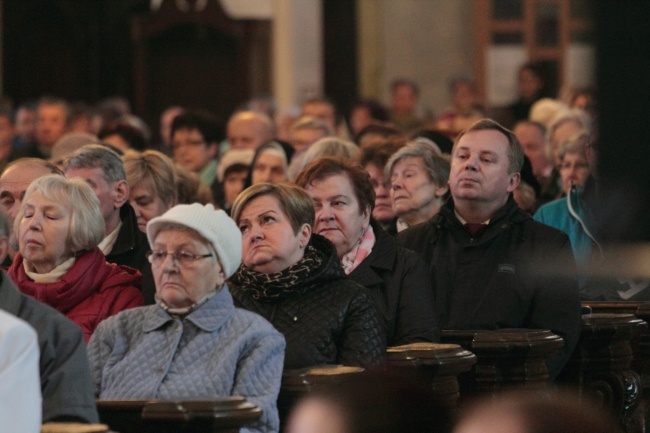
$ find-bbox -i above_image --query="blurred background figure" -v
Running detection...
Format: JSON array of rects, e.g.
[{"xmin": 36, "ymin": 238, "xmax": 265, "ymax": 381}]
[
  {"xmin": 453, "ymin": 390, "xmax": 621, "ymax": 433},
  {"xmin": 49, "ymin": 132, "xmax": 99, "ymax": 168},
  {"xmin": 298, "ymin": 137, "xmax": 359, "ymax": 174},
  {"xmin": 434, "ymin": 76, "xmax": 484, "ymax": 137},
  {"xmin": 226, "ymin": 110, "xmax": 275, "ymax": 151},
  {"xmin": 501, "ymin": 61, "xmax": 554, "ymax": 128},
  {"xmin": 13, "ymin": 102, "xmax": 38, "ymax": 151},
  {"xmin": 357, "ymin": 140, "xmax": 404, "ymax": 234},
  {"xmin": 158, "ymin": 105, "xmax": 184, "ymax": 150},
  {"xmin": 215, "ymin": 149, "xmax": 254, "ymax": 214},
  {"xmin": 354, "ymin": 123, "xmax": 402, "ymax": 150},
  {"xmin": 302, "ymin": 97, "xmax": 351, "ymax": 140},
  {"xmin": 99, "ymin": 120, "xmax": 148, "ymax": 153},
  {"xmin": 287, "ymin": 115, "xmax": 333, "ymax": 181},
  {"xmin": 348, "ymin": 99, "xmax": 389, "ymax": 137},
  {"xmin": 389, "ymin": 79, "xmax": 425, "ymax": 133},
  {"xmin": 170, "ymin": 110, "xmax": 221, "ymax": 201},
  {"xmin": 247, "ymin": 141, "xmax": 290, "ymax": 187},
  {"xmin": 287, "ymin": 370, "xmax": 453, "ymax": 433}
]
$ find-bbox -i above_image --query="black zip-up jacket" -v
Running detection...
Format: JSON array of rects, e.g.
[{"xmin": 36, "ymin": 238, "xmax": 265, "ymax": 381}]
[{"xmin": 397, "ymin": 196, "xmax": 581, "ymax": 380}]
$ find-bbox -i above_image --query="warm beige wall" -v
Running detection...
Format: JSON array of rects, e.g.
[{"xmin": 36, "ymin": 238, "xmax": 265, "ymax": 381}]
[{"xmin": 357, "ymin": 0, "xmax": 474, "ymax": 118}]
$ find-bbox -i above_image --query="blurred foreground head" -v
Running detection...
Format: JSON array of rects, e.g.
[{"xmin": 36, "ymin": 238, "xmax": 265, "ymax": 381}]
[
  {"xmin": 454, "ymin": 390, "xmax": 622, "ymax": 433},
  {"xmin": 287, "ymin": 370, "xmax": 453, "ymax": 433}
]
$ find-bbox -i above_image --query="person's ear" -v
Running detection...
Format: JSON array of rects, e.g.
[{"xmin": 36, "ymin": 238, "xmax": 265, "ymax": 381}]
[
  {"xmin": 113, "ymin": 180, "xmax": 130, "ymax": 209},
  {"xmin": 361, "ymin": 206, "xmax": 371, "ymax": 226},
  {"xmin": 507, "ymin": 172, "xmax": 521, "ymax": 193},
  {"xmin": 298, "ymin": 223, "xmax": 312, "ymax": 249},
  {"xmin": 434, "ymin": 183, "xmax": 449, "ymax": 198}
]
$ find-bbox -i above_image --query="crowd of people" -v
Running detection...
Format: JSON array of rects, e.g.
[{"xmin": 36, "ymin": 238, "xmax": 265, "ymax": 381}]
[{"xmin": 0, "ymin": 64, "xmax": 626, "ymax": 433}]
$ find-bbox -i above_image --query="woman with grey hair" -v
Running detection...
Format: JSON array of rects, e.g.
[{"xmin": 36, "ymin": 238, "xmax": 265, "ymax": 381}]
[
  {"xmin": 385, "ymin": 140, "xmax": 450, "ymax": 231},
  {"xmin": 8, "ymin": 175, "xmax": 143, "ymax": 342},
  {"xmin": 88, "ymin": 203, "xmax": 285, "ymax": 433},
  {"xmin": 557, "ymin": 131, "xmax": 591, "ymax": 195}
]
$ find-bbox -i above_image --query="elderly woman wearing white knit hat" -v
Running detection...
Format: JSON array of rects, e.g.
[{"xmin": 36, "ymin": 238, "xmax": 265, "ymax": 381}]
[{"xmin": 87, "ymin": 203, "xmax": 286, "ymax": 433}]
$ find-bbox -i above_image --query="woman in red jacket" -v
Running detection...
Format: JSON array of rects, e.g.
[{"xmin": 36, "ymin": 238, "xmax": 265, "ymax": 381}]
[{"xmin": 8, "ymin": 174, "xmax": 143, "ymax": 342}]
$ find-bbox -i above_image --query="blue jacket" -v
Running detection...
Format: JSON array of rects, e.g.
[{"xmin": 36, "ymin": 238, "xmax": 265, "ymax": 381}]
[
  {"xmin": 88, "ymin": 285, "xmax": 286, "ymax": 433},
  {"xmin": 534, "ymin": 186, "xmax": 602, "ymax": 284}
]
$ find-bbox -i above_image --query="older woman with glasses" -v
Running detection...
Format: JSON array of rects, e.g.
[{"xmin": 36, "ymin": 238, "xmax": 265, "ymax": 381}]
[
  {"xmin": 8, "ymin": 175, "xmax": 143, "ymax": 342},
  {"xmin": 87, "ymin": 203, "xmax": 285, "ymax": 433},
  {"xmin": 229, "ymin": 182, "xmax": 386, "ymax": 369},
  {"xmin": 296, "ymin": 158, "xmax": 438, "ymax": 346}
]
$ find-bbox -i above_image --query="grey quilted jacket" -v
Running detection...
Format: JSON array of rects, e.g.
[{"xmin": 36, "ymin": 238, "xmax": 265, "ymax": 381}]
[{"xmin": 87, "ymin": 285, "xmax": 286, "ymax": 433}]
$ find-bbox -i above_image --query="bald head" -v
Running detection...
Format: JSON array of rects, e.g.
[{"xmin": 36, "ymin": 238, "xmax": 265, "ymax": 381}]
[{"xmin": 227, "ymin": 111, "xmax": 274, "ymax": 150}]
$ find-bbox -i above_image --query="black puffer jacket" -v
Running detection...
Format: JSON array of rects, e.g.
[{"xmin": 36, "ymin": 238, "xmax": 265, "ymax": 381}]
[{"xmin": 230, "ymin": 234, "xmax": 387, "ymax": 370}]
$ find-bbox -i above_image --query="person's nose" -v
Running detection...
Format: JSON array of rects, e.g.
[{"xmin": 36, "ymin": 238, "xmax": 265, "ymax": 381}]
[
  {"xmin": 28, "ymin": 212, "xmax": 43, "ymax": 230},
  {"xmin": 391, "ymin": 176, "xmax": 402, "ymax": 192},
  {"xmin": 317, "ymin": 203, "xmax": 335, "ymax": 222},
  {"xmin": 161, "ymin": 252, "xmax": 179, "ymax": 272},
  {"xmin": 248, "ymin": 223, "xmax": 264, "ymax": 242},
  {"xmin": 463, "ymin": 154, "xmax": 479, "ymax": 171}
]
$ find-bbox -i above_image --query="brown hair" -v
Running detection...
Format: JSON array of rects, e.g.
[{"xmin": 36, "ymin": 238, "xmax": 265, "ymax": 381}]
[
  {"xmin": 296, "ymin": 157, "xmax": 375, "ymax": 214},
  {"xmin": 231, "ymin": 182, "xmax": 315, "ymax": 235}
]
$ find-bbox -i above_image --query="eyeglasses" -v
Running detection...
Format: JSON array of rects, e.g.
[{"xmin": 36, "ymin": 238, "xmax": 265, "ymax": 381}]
[{"xmin": 146, "ymin": 250, "xmax": 213, "ymax": 268}]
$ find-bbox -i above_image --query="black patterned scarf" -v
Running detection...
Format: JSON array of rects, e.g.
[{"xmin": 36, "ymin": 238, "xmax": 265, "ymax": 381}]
[{"xmin": 232, "ymin": 245, "xmax": 323, "ymax": 301}]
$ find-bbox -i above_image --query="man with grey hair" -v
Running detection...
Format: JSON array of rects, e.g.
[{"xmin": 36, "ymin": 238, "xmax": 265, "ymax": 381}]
[
  {"xmin": 397, "ymin": 119, "xmax": 581, "ymax": 380},
  {"xmin": 64, "ymin": 144, "xmax": 154, "ymax": 303},
  {"xmin": 0, "ymin": 210, "xmax": 99, "ymax": 423}
]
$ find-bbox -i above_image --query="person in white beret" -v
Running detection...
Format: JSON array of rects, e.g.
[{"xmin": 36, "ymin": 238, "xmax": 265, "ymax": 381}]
[{"xmin": 87, "ymin": 203, "xmax": 286, "ymax": 433}]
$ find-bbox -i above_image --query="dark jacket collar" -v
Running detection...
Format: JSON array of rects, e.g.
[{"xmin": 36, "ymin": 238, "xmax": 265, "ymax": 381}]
[
  {"xmin": 108, "ymin": 203, "xmax": 147, "ymax": 257},
  {"xmin": 436, "ymin": 195, "xmax": 528, "ymax": 243},
  {"xmin": 348, "ymin": 221, "xmax": 396, "ymax": 287}
]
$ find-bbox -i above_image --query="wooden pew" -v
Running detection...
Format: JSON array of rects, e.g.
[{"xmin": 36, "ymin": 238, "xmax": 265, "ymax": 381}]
[
  {"xmin": 279, "ymin": 365, "xmax": 364, "ymax": 429},
  {"xmin": 440, "ymin": 329, "xmax": 564, "ymax": 395},
  {"xmin": 386, "ymin": 342, "xmax": 477, "ymax": 406},
  {"xmin": 96, "ymin": 397, "xmax": 261, "ymax": 433},
  {"xmin": 559, "ymin": 313, "xmax": 646, "ymax": 431}
]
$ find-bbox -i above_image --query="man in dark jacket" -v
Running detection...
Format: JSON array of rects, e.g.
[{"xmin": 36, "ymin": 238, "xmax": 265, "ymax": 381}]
[
  {"xmin": 397, "ymin": 119, "xmax": 581, "ymax": 379},
  {"xmin": 0, "ymin": 212, "xmax": 98, "ymax": 423},
  {"xmin": 64, "ymin": 144, "xmax": 154, "ymax": 303}
]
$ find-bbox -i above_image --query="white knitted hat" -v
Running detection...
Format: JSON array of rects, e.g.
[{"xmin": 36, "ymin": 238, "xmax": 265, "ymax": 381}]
[{"xmin": 146, "ymin": 203, "xmax": 242, "ymax": 279}]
